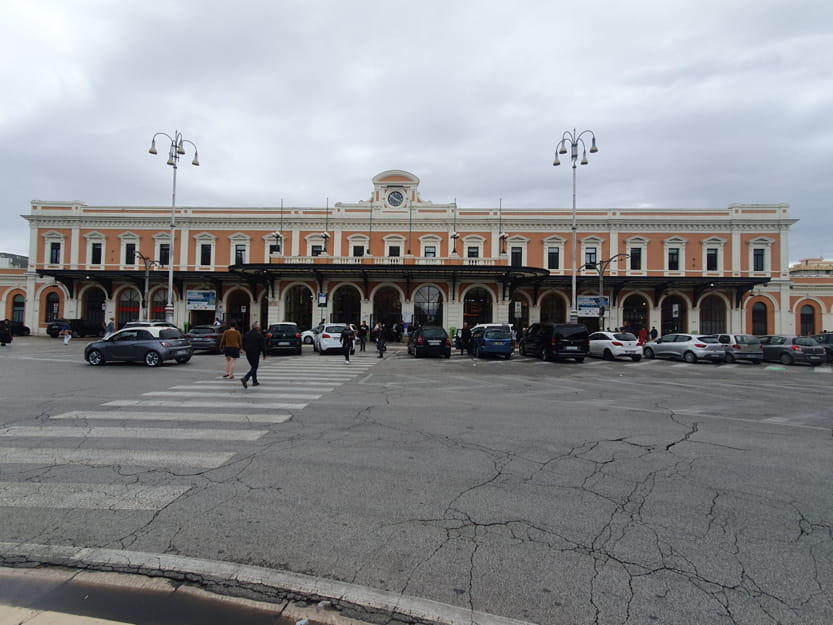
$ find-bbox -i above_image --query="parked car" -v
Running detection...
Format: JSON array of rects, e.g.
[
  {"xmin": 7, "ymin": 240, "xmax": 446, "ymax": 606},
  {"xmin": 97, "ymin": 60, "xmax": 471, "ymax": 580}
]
[
  {"xmin": 642, "ymin": 333, "xmax": 725, "ymax": 363},
  {"xmin": 760, "ymin": 335, "xmax": 825, "ymax": 366},
  {"xmin": 185, "ymin": 324, "xmax": 228, "ymax": 352},
  {"xmin": 588, "ymin": 331, "xmax": 642, "ymax": 362},
  {"xmin": 301, "ymin": 328, "xmax": 317, "ymax": 344},
  {"xmin": 265, "ymin": 322, "xmax": 303, "ymax": 355},
  {"xmin": 8, "ymin": 320, "xmax": 30, "ymax": 336},
  {"xmin": 712, "ymin": 333, "xmax": 762, "ymax": 364},
  {"xmin": 519, "ymin": 322, "xmax": 589, "ymax": 363},
  {"xmin": 469, "ymin": 325, "xmax": 514, "ymax": 359},
  {"xmin": 811, "ymin": 333, "xmax": 833, "ymax": 363},
  {"xmin": 46, "ymin": 318, "xmax": 104, "ymax": 338},
  {"xmin": 407, "ymin": 326, "xmax": 452, "ymax": 358},
  {"xmin": 84, "ymin": 326, "xmax": 193, "ymax": 367},
  {"xmin": 314, "ymin": 323, "xmax": 356, "ymax": 355}
]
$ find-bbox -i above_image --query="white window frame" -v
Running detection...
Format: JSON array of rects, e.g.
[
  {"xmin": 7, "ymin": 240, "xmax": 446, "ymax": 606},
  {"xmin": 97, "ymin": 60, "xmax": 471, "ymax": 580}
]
[
  {"xmin": 748, "ymin": 237, "xmax": 774, "ymax": 275},
  {"xmin": 419, "ymin": 235, "xmax": 441, "ymax": 259},
  {"xmin": 543, "ymin": 236, "xmax": 566, "ymax": 274},
  {"xmin": 383, "ymin": 235, "xmax": 406, "ymax": 258},
  {"xmin": 505, "ymin": 235, "xmax": 529, "ymax": 265},
  {"xmin": 347, "ymin": 234, "xmax": 370, "ymax": 258},
  {"xmin": 42, "ymin": 231, "xmax": 66, "ymax": 268},
  {"xmin": 580, "ymin": 237, "xmax": 604, "ymax": 273},
  {"xmin": 228, "ymin": 233, "xmax": 251, "ymax": 266},
  {"xmin": 625, "ymin": 236, "xmax": 648, "ymax": 275},
  {"xmin": 663, "ymin": 237, "xmax": 688, "ymax": 275},
  {"xmin": 194, "ymin": 232, "xmax": 217, "ymax": 270},
  {"xmin": 119, "ymin": 232, "xmax": 140, "ymax": 269},
  {"xmin": 84, "ymin": 231, "xmax": 106, "ymax": 268},
  {"xmin": 154, "ymin": 232, "xmax": 172, "ymax": 267},
  {"xmin": 462, "ymin": 235, "xmax": 485, "ymax": 260},
  {"xmin": 702, "ymin": 237, "xmax": 726, "ymax": 275},
  {"xmin": 304, "ymin": 234, "xmax": 330, "ymax": 257}
]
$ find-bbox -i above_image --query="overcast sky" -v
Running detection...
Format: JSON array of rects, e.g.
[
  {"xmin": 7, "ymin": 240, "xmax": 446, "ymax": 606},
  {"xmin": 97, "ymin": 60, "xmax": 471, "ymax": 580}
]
[{"xmin": 2, "ymin": 1, "xmax": 831, "ymax": 262}]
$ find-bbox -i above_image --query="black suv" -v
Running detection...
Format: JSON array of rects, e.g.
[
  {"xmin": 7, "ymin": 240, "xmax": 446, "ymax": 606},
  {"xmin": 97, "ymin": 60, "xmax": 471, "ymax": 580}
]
[
  {"xmin": 265, "ymin": 322, "xmax": 303, "ymax": 355},
  {"xmin": 46, "ymin": 318, "xmax": 104, "ymax": 338},
  {"xmin": 519, "ymin": 322, "xmax": 589, "ymax": 362}
]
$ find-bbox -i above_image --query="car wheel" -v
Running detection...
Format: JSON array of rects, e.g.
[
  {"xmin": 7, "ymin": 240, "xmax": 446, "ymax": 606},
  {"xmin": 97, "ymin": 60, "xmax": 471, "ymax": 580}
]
[
  {"xmin": 725, "ymin": 352, "xmax": 735, "ymax": 363},
  {"xmin": 303, "ymin": 336, "xmax": 313, "ymax": 344},
  {"xmin": 780, "ymin": 353, "xmax": 793, "ymax": 365},
  {"xmin": 504, "ymin": 353, "xmax": 512, "ymax": 360},
  {"xmin": 603, "ymin": 349, "xmax": 614, "ymax": 361},
  {"xmin": 87, "ymin": 349, "xmax": 105, "ymax": 366},
  {"xmin": 643, "ymin": 347, "xmax": 655, "ymax": 359},
  {"xmin": 475, "ymin": 347, "xmax": 483, "ymax": 359},
  {"xmin": 631, "ymin": 355, "xmax": 641, "ymax": 362},
  {"xmin": 683, "ymin": 351, "xmax": 697, "ymax": 364},
  {"xmin": 175, "ymin": 356, "xmax": 191, "ymax": 364},
  {"xmin": 144, "ymin": 351, "xmax": 162, "ymax": 367},
  {"xmin": 318, "ymin": 348, "xmax": 326, "ymax": 355},
  {"xmin": 538, "ymin": 345, "xmax": 548, "ymax": 361},
  {"xmin": 444, "ymin": 351, "xmax": 451, "ymax": 359}
]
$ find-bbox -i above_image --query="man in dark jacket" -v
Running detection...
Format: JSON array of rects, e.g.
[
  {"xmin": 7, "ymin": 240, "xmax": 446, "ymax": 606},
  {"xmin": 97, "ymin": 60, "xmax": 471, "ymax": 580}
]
[{"xmin": 241, "ymin": 322, "xmax": 267, "ymax": 389}]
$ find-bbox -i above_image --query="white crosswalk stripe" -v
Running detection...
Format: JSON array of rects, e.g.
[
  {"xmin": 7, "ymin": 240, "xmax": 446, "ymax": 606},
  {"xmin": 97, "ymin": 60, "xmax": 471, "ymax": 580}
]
[
  {"xmin": 0, "ymin": 482, "xmax": 191, "ymax": 510},
  {"xmin": 51, "ymin": 411, "xmax": 292, "ymax": 423},
  {"xmin": 1, "ymin": 447, "xmax": 234, "ymax": 469},
  {"xmin": 0, "ymin": 426, "xmax": 268, "ymax": 441}
]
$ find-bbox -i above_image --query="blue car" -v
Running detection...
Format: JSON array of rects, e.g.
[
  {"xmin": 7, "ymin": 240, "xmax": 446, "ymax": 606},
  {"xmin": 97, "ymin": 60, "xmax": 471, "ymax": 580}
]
[{"xmin": 470, "ymin": 325, "xmax": 514, "ymax": 359}]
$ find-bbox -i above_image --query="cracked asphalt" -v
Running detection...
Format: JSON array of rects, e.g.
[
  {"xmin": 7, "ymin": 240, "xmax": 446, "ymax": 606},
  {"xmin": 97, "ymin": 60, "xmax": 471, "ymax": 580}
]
[{"xmin": 1, "ymin": 338, "xmax": 831, "ymax": 624}]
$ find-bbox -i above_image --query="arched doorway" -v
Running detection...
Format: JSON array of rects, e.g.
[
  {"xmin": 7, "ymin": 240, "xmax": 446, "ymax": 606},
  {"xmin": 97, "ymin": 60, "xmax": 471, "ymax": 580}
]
[
  {"xmin": 622, "ymin": 294, "xmax": 649, "ymax": 333},
  {"xmin": 45, "ymin": 292, "xmax": 60, "ymax": 322},
  {"xmin": 117, "ymin": 289, "xmax": 140, "ymax": 327},
  {"xmin": 84, "ymin": 288, "xmax": 106, "ymax": 327},
  {"xmin": 284, "ymin": 284, "xmax": 314, "ymax": 329},
  {"xmin": 373, "ymin": 286, "xmax": 402, "ymax": 330},
  {"xmin": 332, "ymin": 285, "xmax": 361, "ymax": 325},
  {"xmin": 539, "ymin": 293, "xmax": 565, "ymax": 324},
  {"xmin": 12, "ymin": 294, "xmax": 25, "ymax": 323},
  {"xmin": 699, "ymin": 295, "xmax": 726, "ymax": 334},
  {"xmin": 752, "ymin": 301, "xmax": 768, "ymax": 335},
  {"xmin": 509, "ymin": 294, "xmax": 529, "ymax": 333},
  {"xmin": 800, "ymin": 304, "xmax": 816, "ymax": 336},
  {"xmin": 414, "ymin": 285, "xmax": 443, "ymax": 326},
  {"xmin": 661, "ymin": 295, "xmax": 687, "ymax": 335},
  {"xmin": 227, "ymin": 291, "xmax": 251, "ymax": 332},
  {"xmin": 464, "ymin": 287, "xmax": 493, "ymax": 326},
  {"xmin": 152, "ymin": 289, "xmax": 168, "ymax": 321}
]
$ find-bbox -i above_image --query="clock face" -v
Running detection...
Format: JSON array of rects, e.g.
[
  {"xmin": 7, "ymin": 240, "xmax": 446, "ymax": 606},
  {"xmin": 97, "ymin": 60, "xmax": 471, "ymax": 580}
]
[{"xmin": 387, "ymin": 191, "xmax": 404, "ymax": 207}]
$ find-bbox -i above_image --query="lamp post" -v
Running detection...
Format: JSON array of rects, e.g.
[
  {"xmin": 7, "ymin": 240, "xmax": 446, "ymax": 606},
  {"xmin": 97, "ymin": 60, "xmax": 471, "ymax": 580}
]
[
  {"xmin": 554, "ymin": 128, "xmax": 598, "ymax": 322},
  {"xmin": 148, "ymin": 130, "xmax": 200, "ymax": 324},
  {"xmin": 583, "ymin": 253, "xmax": 628, "ymax": 331},
  {"xmin": 133, "ymin": 251, "xmax": 159, "ymax": 321}
]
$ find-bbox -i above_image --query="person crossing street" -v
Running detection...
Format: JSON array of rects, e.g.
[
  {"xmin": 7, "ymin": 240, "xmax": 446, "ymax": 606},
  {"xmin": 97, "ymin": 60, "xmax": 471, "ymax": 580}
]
[{"xmin": 241, "ymin": 322, "xmax": 267, "ymax": 389}]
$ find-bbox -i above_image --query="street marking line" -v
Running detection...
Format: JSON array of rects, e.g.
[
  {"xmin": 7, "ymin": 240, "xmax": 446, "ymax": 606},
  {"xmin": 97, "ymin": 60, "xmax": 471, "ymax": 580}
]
[
  {"xmin": 103, "ymin": 400, "xmax": 307, "ymax": 410},
  {"xmin": 0, "ymin": 482, "xmax": 190, "ymax": 510},
  {"xmin": 0, "ymin": 426, "xmax": 268, "ymax": 441},
  {"xmin": 0, "ymin": 447, "xmax": 234, "ymax": 469},
  {"xmin": 141, "ymin": 391, "xmax": 322, "ymax": 400},
  {"xmin": 51, "ymin": 411, "xmax": 292, "ymax": 423}
]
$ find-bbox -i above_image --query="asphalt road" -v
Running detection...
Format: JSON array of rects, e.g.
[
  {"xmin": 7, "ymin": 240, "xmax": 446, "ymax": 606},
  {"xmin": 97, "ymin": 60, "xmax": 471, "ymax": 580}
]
[{"xmin": 1, "ymin": 336, "xmax": 831, "ymax": 625}]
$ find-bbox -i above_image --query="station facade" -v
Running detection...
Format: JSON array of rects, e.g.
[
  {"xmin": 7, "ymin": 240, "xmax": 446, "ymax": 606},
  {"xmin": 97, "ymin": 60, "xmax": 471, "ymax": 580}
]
[{"xmin": 4, "ymin": 170, "xmax": 832, "ymax": 336}]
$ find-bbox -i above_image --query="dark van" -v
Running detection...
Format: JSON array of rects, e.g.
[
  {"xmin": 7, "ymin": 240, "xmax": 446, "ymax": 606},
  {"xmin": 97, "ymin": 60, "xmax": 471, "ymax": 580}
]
[{"xmin": 519, "ymin": 322, "xmax": 589, "ymax": 362}]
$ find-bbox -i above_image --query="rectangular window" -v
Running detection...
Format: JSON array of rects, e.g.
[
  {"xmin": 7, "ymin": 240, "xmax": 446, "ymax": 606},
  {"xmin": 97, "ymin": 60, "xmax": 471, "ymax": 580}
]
[
  {"xmin": 706, "ymin": 248, "xmax": 718, "ymax": 271},
  {"xmin": 91, "ymin": 242, "xmax": 102, "ymax": 265},
  {"xmin": 311, "ymin": 245, "xmax": 323, "ymax": 257},
  {"xmin": 159, "ymin": 243, "xmax": 170, "ymax": 265},
  {"xmin": 234, "ymin": 244, "xmax": 247, "ymax": 265},
  {"xmin": 49, "ymin": 242, "xmax": 61, "ymax": 264},
  {"xmin": 753, "ymin": 248, "xmax": 765, "ymax": 272},
  {"xmin": 352, "ymin": 245, "xmax": 365, "ymax": 257},
  {"xmin": 200, "ymin": 244, "xmax": 212, "ymax": 266},
  {"xmin": 423, "ymin": 246, "xmax": 436, "ymax": 258},
  {"xmin": 668, "ymin": 247, "xmax": 680, "ymax": 271},
  {"xmin": 269, "ymin": 243, "xmax": 281, "ymax": 254},
  {"xmin": 467, "ymin": 246, "xmax": 479, "ymax": 258},
  {"xmin": 585, "ymin": 247, "xmax": 597, "ymax": 267},
  {"xmin": 547, "ymin": 247, "xmax": 560, "ymax": 270},
  {"xmin": 388, "ymin": 245, "xmax": 401, "ymax": 257},
  {"xmin": 511, "ymin": 246, "xmax": 523, "ymax": 267},
  {"xmin": 125, "ymin": 243, "xmax": 136, "ymax": 265},
  {"xmin": 629, "ymin": 248, "xmax": 642, "ymax": 271}
]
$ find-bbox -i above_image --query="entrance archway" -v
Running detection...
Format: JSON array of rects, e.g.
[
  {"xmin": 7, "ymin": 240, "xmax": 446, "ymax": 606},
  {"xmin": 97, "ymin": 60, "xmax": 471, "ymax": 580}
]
[
  {"xmin": 414, "ymin": 285, "xmax": 443, "ymax": 326},
  {"xmin": 508, "ymin": 294, "xmax": 529, "ymax": 333},
  {"xmin": 284, "ymin": 284, "xmax": 313, "ymax": 329},
  {"xmin": 463, "ymin": 287, "xmax": 493, "ymax": 326},
  {"xmin": 800, "ymin": 304, "xmax": 816, "ymax": 336},
  {"xmin": 332, "ymin": 285, "xmax": 362, "ymax": 325},
  {"xmin": 661, "ymin": 295, "xmax": 687, "ymax": 335},
  {"xmin": 373, "ymin": 286, "xmax": 402, "ymax": 329},
  {"xmin": 12, "ymin": 294, "xmax": 25, "ymax": 324},
  {"xmin": 84, "ymin": 288, "xmax": 106, "ymax": 327},
  {"xmin": 622, "ymin": 294, "xmax": 649, "ymax": 332},
  {"xmin": 117, "ymin": 289, "xmax": 140, "ymax": 327},
  {"xmin": 227, "ymin": 291, "xmax": 251, "ymax": 332},
  {"xmin": 699, "ymin": 295, "xmax": 726, "ymax": 334},
  {"xmin": 539, "ymin": 292, "xmax": 565, "ymax": 323},
  {"xmin": 752, "ymin": 301, "xmax": 768, "ymax": 335}
]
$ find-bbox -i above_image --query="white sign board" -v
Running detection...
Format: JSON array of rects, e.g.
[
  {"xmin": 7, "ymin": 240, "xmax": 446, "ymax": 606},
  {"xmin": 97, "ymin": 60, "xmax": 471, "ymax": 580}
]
[
  {"xmin": 186, "ymin": 290, "xmax": 217, "ymax": 311},
  {"xmin": 577, "ymin": 295, "xmax": 609, "ymax": 318}
]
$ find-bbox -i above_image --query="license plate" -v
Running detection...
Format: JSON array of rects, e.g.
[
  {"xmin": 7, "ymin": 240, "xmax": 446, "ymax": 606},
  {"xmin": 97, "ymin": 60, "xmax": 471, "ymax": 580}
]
[
  {"xmin": 278, "ymin": 341, "xmax": 290, "ymax": 346},
  {"xmin": 428, "ymin": 340, "xmax": 441, "ymax": 345},
  {"xmin": 176, "ymin": 350, "xmax": 189, "ymax": 356},
  {"xmin": 624, "ymin": 350, "xmax": 636, "ymax": 354},
  {"xmin": 565, "ymin": 346, "xmax": 578, "ymax": 351}
]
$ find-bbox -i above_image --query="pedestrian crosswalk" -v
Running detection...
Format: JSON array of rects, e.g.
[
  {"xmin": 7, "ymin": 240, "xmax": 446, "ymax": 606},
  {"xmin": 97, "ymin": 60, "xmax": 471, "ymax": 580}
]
[{"xmin": 0, "ymin": 357, "xmax": 377, "ymax": 514}]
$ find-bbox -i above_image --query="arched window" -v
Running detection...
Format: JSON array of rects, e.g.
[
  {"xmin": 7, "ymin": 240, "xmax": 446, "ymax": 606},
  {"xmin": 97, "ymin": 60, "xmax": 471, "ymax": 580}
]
[
  {"xmin": 622, "ymin": 294, "xmax": 649, "ymax": 333},
  {"xmin": 332, "ymin": 286, "xmax": 361, "ymax": 325},
  {"xmin": 118, "ymin": 289, "xmax": 140, "ymax": 326},
  {"xmin": 752, "ymin": 302, "xmax": 768, "ymax": 335},
  {"xmin": 661, "ymin": 295, "xmax": 687, "ymax": 335},
  {"xmin": 45, "ymin": 292, "xmax": 60, "ymax": 322},
  {"xmin": 539, "ymin": 293, "xmax": 566, "ymax": 324},
  {"xmin": 800, "ymin": 304, "xmax": 816, "ymax": 336},
  {"xmin": 463, "ymin": 287, "xmax": 493, "ymax": 326},
  {"xmin": 12, "ymin": 294, "xmax": 25, "ymax": 323},
  {"xmin": 414, "ymin": 286, "xmax": 443, "ymax": 326},
  {"xmin": 699, "ymin": 295, "xmax": 726, "ymax": 334}
]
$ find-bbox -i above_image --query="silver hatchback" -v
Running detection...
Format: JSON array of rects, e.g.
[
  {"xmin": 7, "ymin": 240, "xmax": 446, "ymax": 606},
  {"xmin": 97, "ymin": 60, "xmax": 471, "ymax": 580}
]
[
  {"xmin": 712, "ymin": 333, "xmax": 763, "ymax": 364},
  {"xmin": 643, "ymin": 333, "xmax": 726, "ymax": 364}
]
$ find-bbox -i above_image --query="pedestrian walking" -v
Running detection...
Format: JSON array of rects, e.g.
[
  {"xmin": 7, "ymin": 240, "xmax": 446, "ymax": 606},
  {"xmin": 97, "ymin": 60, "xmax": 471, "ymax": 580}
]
[
  {"xmin": 340, "ymin": 323, "xmax": 355, "ymax": 363},
  {"xmin": 376, "ymin": 323, "xmax": 386, "ymax": 358},
  {"xmin": 219, "ymin": 320, "xmax": 243, "ymax": 379},
  {"xmin": 241, "ymin": 322, "xmax": 267, "ymax": 389},
  {"xmin": 358, "ymin": 321, "xmax": 368, "ymax": 352},
  {"xmin": 459, "ymin": 322, "xmax": 471, "ymax": 356},
  {"xmin": 61, "ymin": 320, "xmax": 73, "ymax": 345},
  {"xmin": 638, "ymin": 327, "xmax": 648, "ymax": 346},
  {"xmin": 104, "ymin": 318, "xmax": 115, "ymax": 339},
  {"xmin": 650, "ymin": 326, "xmax": 658, "ymax": 340}
]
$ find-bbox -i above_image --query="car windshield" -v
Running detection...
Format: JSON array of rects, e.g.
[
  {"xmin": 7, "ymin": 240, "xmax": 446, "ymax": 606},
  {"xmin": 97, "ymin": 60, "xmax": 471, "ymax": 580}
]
[
  {"xmin": 160, "ymin": 329, "xmax": 185, "ymax": 339},
  {"xmin": 189, "ymin": 328, "xmax": 213, "ymax": 335},
  {"xmin": 421, "ymin": 328, "xmax": 446, "ymax": 339},
  {"xmin": 613, "ymin": 332, "xmax": 636, "ymax": 341},
  {"xmin": 556, "ymin": 326, "xmax": 587, "ymax": 338},
  {"xmin": 270, "ymin": 325, "xmax": 297, "ymax": 337},
  {"xmin": 795, "ymin": 337, "xmax": 818, "ymax": 346},
  {"xmin": 324, "ymin": 325, "xmax": 345, "ymax": 333},
  {"xmin": 697, "ymin": 336, "xmax": 719, "ymax": 343},
  {"xmin": 485, "ymin": 329, "xmax": 511, "ymax": 339}
]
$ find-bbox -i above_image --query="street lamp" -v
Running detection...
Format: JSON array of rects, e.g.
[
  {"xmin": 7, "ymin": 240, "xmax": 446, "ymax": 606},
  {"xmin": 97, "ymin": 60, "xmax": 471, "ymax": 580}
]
[
  {"xmin": 554, "ymin": 128, "xmax": 598, "ymax": 322},
  {"xmin": 133, "ymin": 251, "xmax": 159, "ymax": 321},
  {"xmin": 148, "ymin": 130, "xmax": 200, "ymax": 324},
  {"xmin": 582, "ymin": 253, "xmax": 628, "ymax": 331}
]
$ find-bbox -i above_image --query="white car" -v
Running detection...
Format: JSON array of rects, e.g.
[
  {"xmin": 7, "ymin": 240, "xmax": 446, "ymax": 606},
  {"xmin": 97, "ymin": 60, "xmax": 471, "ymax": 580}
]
[
  {"xmin": 301, "ymin": 328, "xmax": 316, "ymax": 344},
  {"xmin": 314, "ymin": 323, "xmax": 356, "ymax": 355},
  {"xmin": 588, "ymin": 331, "xmax": 642, "ymax": 362}
]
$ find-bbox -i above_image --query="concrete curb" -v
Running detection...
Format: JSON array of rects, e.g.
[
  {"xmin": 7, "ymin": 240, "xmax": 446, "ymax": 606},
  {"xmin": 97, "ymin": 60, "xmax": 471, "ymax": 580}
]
[{"xmin": 0, "ymin": 543, "xmax": 538, "ymax": 625}]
